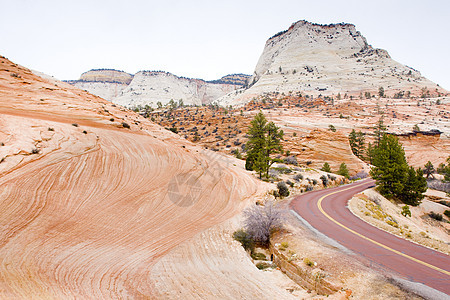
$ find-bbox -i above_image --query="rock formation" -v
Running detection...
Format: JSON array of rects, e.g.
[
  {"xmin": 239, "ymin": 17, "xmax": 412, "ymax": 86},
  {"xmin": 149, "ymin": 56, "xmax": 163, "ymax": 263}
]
[
  {"xmin": 0, "ymin": 55, "xmax": 298, "ymax": 298},
  {"xmin": 68, "ymin": 69, "xmax": 249, "ymax": 108},
  {"xmin": 218, "ymin": 20, "xmax": 447, "ymax": 105}
]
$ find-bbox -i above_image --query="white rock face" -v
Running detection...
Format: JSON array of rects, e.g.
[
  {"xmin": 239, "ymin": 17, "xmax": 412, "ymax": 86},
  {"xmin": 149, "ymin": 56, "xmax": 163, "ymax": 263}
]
[
  {"xmin": 72, "ymin": 81, "xmax": 129, "ymax": 101},
  {"xmin": 113, "ymin": 71, "xmax": 239, "ymax": 107},
  {"xmin": 68, "ymin": 70, "xmax": 246, "ymax": 107},
  {"xmin": 217, "ymin": 20, "xmax": 446, "ymax": 106}
]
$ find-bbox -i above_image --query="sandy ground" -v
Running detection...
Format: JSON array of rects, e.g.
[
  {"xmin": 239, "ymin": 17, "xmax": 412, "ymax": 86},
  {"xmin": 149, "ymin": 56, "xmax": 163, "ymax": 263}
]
[{"xmin": 348, "ymin": 188, "xmax": 450, "ymax": 255}]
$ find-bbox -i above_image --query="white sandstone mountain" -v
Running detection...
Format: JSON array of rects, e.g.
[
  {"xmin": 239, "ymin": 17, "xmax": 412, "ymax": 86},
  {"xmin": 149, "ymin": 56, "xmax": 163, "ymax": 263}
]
[
  {"xmin": 68, "ymin": 69, "xmax": 249, "ymax": 107},
  {"xmin": 217, "ymin": 20, "xmax": 447, "ymax": 106}
]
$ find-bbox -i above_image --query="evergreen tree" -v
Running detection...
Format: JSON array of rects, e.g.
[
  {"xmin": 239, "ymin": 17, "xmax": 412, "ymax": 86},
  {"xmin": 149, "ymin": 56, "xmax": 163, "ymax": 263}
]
[
  {"xmin": 245, "ymin": 111, "xmax": 284, "ymax": 178},
  {"xmin": 245, "ymin": 112, "xmax": 267, "ymax": 177},
  {"xmin": 349, "ymin": 129, "xmax": 365, "ymax": 158},
  {"xmin": 370, "ymin": 134, "xmax": 408, "ymax": 199},
  {"xmin": 321, "ymin": 162, "xmax": 331, "ymax": 173},
  {"xmin": 400, "ymin": 168, "xmax": 427, "ymax": 206},
  {"xmin": 366, "ymin": 142, "xmax": 376, "ymax": 165},
  {"xmin": 370, "ymin": 134, "xmax": 427, "ymax": 206},
  {"xmin": 423, "ymin": 161, "xmax": 435, "ymax": 178},
  {"xmin": 338, "ymin": 163, "xmax": 349, "ymax": 178},
  {"xmin": 443, "ymin": 157, "xmax": 450, "ymax": 182},
  {"xmin": 374, "ymin": 117, "xmax": 387, "ymax": 146},
  {"xmin": 264, "ymin": 121, "xmax": 284, "ymax": 178}
]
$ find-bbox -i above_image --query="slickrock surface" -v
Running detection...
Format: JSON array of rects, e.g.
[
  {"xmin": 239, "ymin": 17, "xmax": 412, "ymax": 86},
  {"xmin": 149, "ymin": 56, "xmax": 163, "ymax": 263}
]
[
  {"xmin": 68, "ymin": 69, "xmax": 248, "ymax": 108},
  {"xmin": 0, "ymin": 56, "xmax": 285, "ymax": 298},
  {"xmin": 218, "ymin": 20, "xmax": 447, "ymax": 106}
]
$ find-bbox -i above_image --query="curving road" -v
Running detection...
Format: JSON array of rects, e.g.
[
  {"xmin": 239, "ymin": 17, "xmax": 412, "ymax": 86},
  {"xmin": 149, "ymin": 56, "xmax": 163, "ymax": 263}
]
[{"xmin": 290, "ymin": 179, "xmax": 450, "ymax": 295}]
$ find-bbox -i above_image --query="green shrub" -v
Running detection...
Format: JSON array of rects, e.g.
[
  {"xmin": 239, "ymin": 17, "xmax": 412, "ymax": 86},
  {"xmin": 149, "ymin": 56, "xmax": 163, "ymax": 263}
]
[
  {"xmin": 233, "ymin": 229, "xmax": 254, "ymax": 253},
  {"xmin": 256, "ymin": 262, "xmax": 271, "ymax": 270},
  {"xmin": 277, "ymin": 182, "xmax": 290, "ymax": 198},
  {"xmin": 444, "ymin": 210, "xmax": 450, "ymax": 218},
  {"xmin": 122, "ymin": 122, "xmax": 130, "ymax": 129},
  {"xmin": 304, "ymin": 258, "xmax": 314, "ymax": 267},
  {"xmin": 401, "ymin": 205, "xmax": 411, "ymax": 217},
  {"xmin": 321, "ymin": 162, "xmax": 331, "ymax": 173},
  {"xmin": 251, "ymin": 252, "xmax": 267, "ymax": 260},
  {"xmin": 320, "ymin": 175, "xmax": 329, "ymax": 187}
]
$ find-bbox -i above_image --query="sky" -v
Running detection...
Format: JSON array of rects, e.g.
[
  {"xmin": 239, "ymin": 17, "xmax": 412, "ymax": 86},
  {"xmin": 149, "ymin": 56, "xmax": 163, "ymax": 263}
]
[{"xmin": 1, "ymin": 0, "xmax": 449, "ymax": 90}]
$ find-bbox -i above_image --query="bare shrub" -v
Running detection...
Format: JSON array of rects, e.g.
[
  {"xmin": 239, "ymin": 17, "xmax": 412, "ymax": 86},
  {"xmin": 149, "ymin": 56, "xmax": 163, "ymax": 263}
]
[
  {"xmin": 283, "ymin": 156, "xmax": 298, "ymax": 166},
  {"xmin": 350, "ymin": 170, "xmax": 369, "ymax": 180},
  {"xmin": 243, "ymin": 201, "xmax": 283, "ymax": 247}
]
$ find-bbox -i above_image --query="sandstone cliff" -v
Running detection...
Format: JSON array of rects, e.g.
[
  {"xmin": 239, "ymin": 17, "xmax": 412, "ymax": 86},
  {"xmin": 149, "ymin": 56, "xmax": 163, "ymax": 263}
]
[
  {"xmin": 68, "ymin": 69, "xmax": 248, "ymax": 108},
  {"xmin": 0, "ymin": 55, "xmax": 295, "ymax": 298},
  {"xmin": 218, "ymin": 20, "xmax": 447, "ymax": 105}
]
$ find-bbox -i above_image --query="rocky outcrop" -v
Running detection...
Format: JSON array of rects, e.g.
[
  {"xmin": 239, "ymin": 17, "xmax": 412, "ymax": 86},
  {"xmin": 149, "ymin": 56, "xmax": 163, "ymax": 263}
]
[
  {"xmin": 78, "ymin": 69, "xmax": 134, "ymax": 84},
  {"xmin": 113, "ymin": 71, "xmax": 241, "ymax": 108},
  {"xmin": 67, "ymin": 69, "xmax": 248, "ymax": 107},
  {"xmin": 217, "ymin": 20, "xmax": 447, "ymax": 106}
]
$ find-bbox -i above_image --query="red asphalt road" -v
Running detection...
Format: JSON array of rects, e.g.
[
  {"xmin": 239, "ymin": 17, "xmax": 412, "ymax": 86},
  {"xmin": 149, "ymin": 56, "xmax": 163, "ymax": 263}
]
[{"xmin": 290, "ymin": 179, "xmax": 450, "ymax": 295}]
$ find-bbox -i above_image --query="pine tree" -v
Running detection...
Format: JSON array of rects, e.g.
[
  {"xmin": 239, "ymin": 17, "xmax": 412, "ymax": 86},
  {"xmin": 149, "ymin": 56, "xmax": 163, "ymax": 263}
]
[
  {"xmin": 370, "ymin": 134, "xmax": 408, "ymax": 199},
  {"xmin": 349, "ymin": 129, "xmax": 365, "ymax": 158},
  {"xmin": 400, "ymin": 168, "xmax": 427, "ymax": 206},
  {"xmin": 245, "ymin": 112, "xmax": 267, "ymax": 177},
  {"xmin": 423, "ymin": 161, "xmax": 435, "ymax": 178},
  {"xmin": 264, "ymin": 121, "xmax": 284, "ymax": 178},
  {"xmin": 338, "ymin": 163, "xmax": 349, "ymax": 178},
  {"xmin": 374, "ymin": 117, "xmax": 387, "ymax": 146},
  {"xmin": 370, "ymin": 134, "xmax": 427, "ymax": 205},
  {"xmin": 366, "ymin": 142, "xmax": 377, "ymax": 165},
  {"xmin": 245, "ymin": 111, "xmax": 284, "ymax": 179},
  {"xmin": 321, "ymin": 162, "xmax": 331, "ymax": 173},
  {"xmin": 349, "ymin": 129, "xmax": 357, "ymax": 154}
]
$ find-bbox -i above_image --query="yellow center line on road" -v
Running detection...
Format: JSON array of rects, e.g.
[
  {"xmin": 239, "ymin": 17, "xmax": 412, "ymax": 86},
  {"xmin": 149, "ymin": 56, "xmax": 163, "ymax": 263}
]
[{"xmin": 317, "ymin": 181, "xmax": 450, "ymax": 276}]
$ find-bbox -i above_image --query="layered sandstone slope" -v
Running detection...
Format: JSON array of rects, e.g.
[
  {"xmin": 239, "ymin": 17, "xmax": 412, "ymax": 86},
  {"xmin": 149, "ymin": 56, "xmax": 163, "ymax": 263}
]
[
  {"xmin": 68, "ymin": 69, "xmax": 248, "ymax": 108},
  {"xmin": 0, "ymin": 56, "xmax": 285, "ymax": 298},
  {"xmin": 218, "ymin": 20, "xmax": 447, "ymax": 105}
]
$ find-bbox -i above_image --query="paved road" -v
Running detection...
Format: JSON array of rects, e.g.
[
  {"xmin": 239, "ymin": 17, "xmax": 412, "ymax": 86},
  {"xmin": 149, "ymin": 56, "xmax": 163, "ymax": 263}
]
[{"xmin": 290, "ymin": 179, "xmax": 450, "ymax": 295}]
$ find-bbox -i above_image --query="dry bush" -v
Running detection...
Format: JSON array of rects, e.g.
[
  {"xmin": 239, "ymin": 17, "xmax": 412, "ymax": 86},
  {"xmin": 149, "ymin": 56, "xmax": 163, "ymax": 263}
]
[{"xmin": 243, "ymin": 201, "xmax": 283, "ymax": 247}]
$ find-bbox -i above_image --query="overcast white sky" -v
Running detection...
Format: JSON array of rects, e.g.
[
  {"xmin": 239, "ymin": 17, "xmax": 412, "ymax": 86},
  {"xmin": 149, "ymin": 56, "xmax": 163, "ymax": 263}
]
[{"xmin": 1, "ymin": 0, "xmax": 449, "ymax": 89}]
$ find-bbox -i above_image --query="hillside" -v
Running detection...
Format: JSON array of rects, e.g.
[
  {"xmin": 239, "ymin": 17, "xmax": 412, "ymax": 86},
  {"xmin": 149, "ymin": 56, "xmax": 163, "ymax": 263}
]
[
  {"xmin": 68, "ymin": 69, "xmax": 249, "ymax": 108},
  {"xmin": 0, "ymin": 56, "xmax": 302, "ymax": 298},
  {"xmin": 218, "ymin": 20, "xmax": 448, "ymax": 106}
]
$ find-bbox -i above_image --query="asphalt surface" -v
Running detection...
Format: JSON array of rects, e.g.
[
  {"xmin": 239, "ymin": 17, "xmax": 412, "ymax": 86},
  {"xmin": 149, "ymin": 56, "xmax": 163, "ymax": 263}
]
[{"xmin": 290, "ymin": 179, "xmax": 450, "ymax": 295}]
